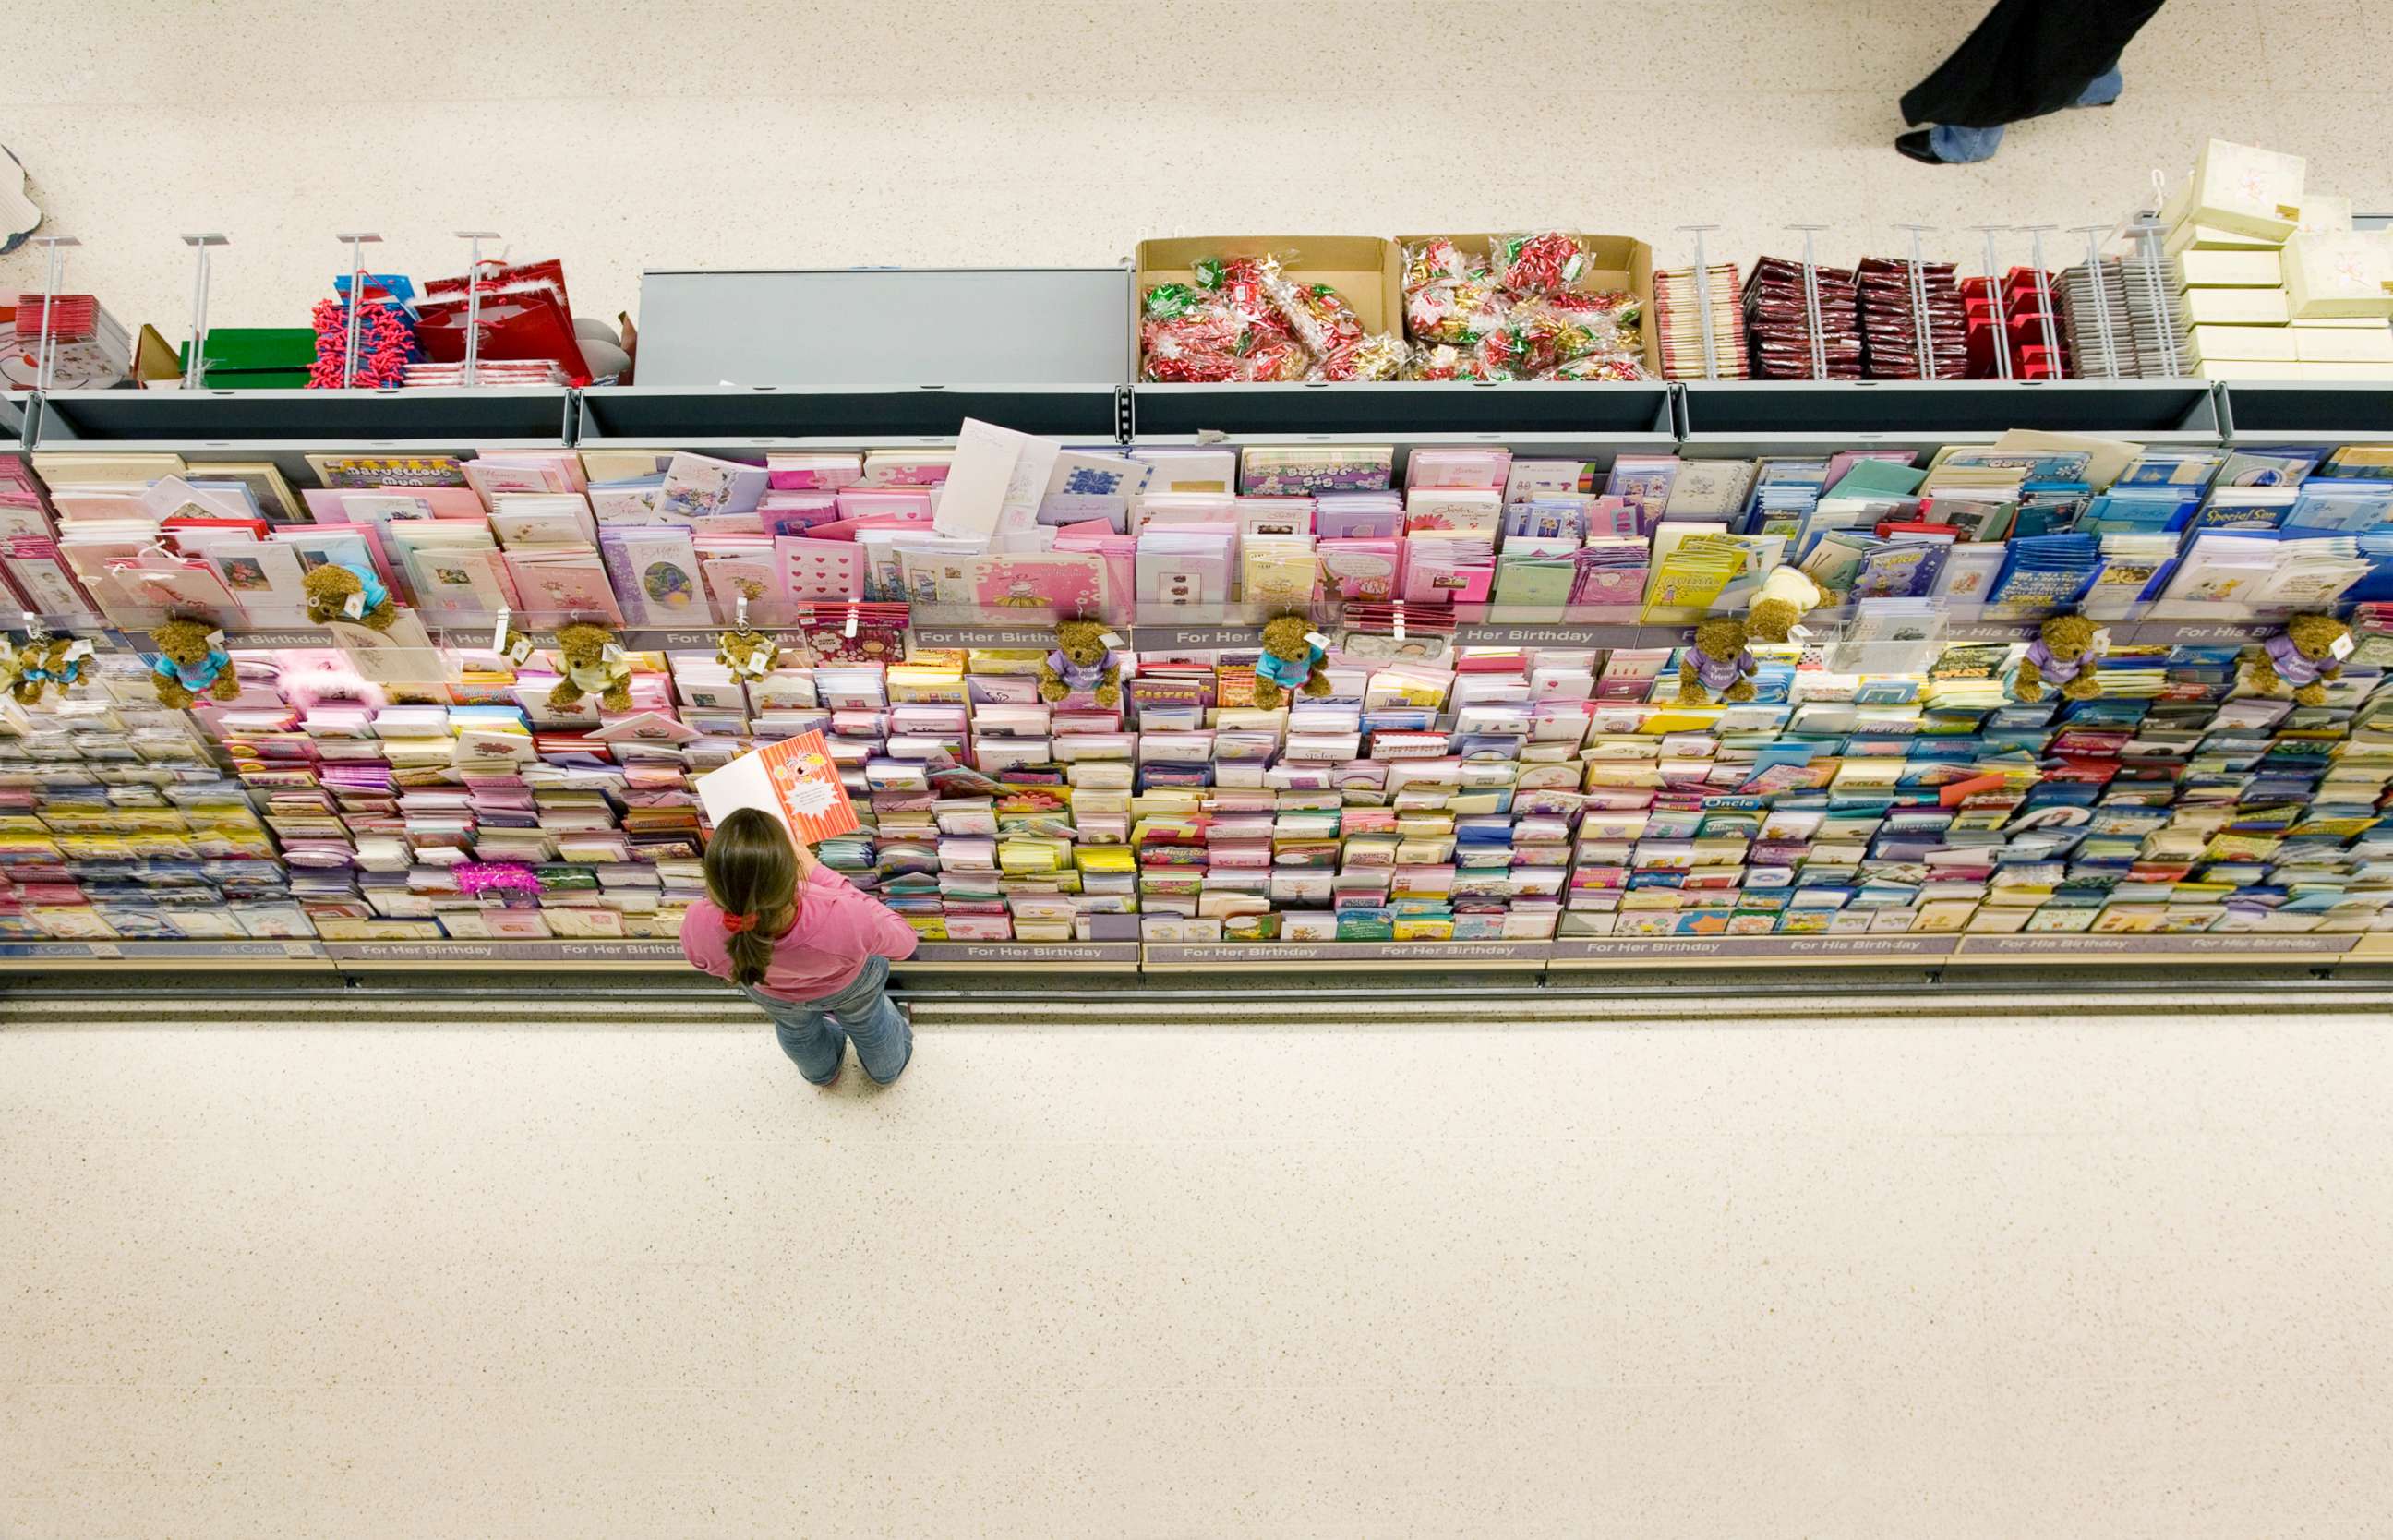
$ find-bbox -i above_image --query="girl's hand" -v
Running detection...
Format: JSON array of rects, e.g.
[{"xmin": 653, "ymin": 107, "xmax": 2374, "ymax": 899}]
[{"xmin": 791, "ymin": 840, "xmax": 822, "ymax": 876}]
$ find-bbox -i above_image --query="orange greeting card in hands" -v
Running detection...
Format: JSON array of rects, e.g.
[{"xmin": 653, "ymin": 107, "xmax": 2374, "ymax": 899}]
[{"xmin": 695, "ymin": 729, "xmax": 860, "ymax": 845}]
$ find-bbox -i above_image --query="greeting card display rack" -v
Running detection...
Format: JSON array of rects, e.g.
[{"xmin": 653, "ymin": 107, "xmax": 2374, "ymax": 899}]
[{"xmin": 9, "ymin": 375, "xmax": 2393, "ymax": 980}]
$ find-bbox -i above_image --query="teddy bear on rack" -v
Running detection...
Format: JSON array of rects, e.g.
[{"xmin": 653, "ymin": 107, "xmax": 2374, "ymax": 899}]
[
  {"xmin": 1251, "ymin": 615, "xmax": 1331, "ymax": 710},
  {"xmin": 2242, "ymin": 613, "xmax": 2351, "ymax": 707},
  {"xmin": 10, "ymin": 634, "xmax": 95, "ymax": 705},
  {"xmin": 1038, "ymin": 619, "xmax": 1122, "ymax": 709},
  {"xmin": 1678, "ymin": 617, "xmax": 1757, "ymax": 704},
  {"xmin": 1743, "ymin": 566, "xmax": 1823, "ymax": 644},
  {"xmin": 546, "ymin": 621, "xmax": 635, "ymax": 714},
  {"xmin": 149, "ymin": 617, "xmax": 240, "ymax": 708},
  {"xmin": 2010, "ymin": 614, "xmax": 2104, "ymax": 703},
  {"xmin": 716, "ymin": 626, "xmax": 778, "ymax": 681},
  {"xmin": 301, "ymin": 562, "xmax": 399, "ymax": 630}
]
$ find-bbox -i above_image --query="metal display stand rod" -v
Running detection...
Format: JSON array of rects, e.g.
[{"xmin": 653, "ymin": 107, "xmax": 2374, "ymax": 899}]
[
  {"xmin": 1970, "ymin": 223, "xmax": 2013, "ymax": 380},
  {"xmin": 177, "ymin": 233, "xmax": 229, "ymax": 391},
  {"xmin": 1676, "ymin": 223, "xmax": 1723, "ymax": 381},
  {"xmin": 1894, "ymin": 223, "xmax": 1938, "ymax": 380},
  {"xmin": 25, "ymin": 235, "xmax": 81, "ymax": 392},
  {"xmin": 333, "ymin": 231, "xmax": 383, "ymax": 389},
  {"xmin": 454, "ymin": 230, "xmax": 500, "ymax": 386},
  {"xmin": 1786, "ymin": 223, "xmax": 1831, "ymax": 380}
]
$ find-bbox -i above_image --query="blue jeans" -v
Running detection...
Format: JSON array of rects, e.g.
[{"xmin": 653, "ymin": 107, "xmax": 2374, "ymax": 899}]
[
  {"xmin": 1930, "ymin": 68, "xmax": 2122, "ymax": 162},
  {"xmin": 740, "ymin": 954, "xmax": 912, "ymax": 1086}
]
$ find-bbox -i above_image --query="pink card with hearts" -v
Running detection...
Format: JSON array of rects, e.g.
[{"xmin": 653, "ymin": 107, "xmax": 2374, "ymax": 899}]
[{"xmin": 776, "ymin": 536, "xmax": 864, "ymax": 602}]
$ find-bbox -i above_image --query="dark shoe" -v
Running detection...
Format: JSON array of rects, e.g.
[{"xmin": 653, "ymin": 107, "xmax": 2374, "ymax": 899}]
[{"xmin": 1895, "ymin": 130, "xmax": 1946, "ymax": 165}]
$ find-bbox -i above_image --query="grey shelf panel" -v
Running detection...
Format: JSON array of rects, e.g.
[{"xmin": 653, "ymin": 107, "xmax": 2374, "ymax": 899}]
[
  {"xmin": 1143, "ymin": 941, "xmax": 1553, "ymax": 969},
  {"xmin": 33, "ymin": 387, "xmax": 574, "ymax": 447},
  {"xmin": 634, "ymin": 267, "xmax": 1135, "ymax": 389},
  {"xmin": 1678, "ymin": 379, "xmax": 2222, "ymax": 448},
  {"xmin": 2219, "ymin": 382, "xmax": 2393, "ymax": 442},
  {"xmin": 2, "ymin": 391, "xmax": 28, "ymax": 448},
  {"xmin": 325, "ymin": 939, "xmax": 683, "ymax": 966},
  {"xmin": 0, "ymin": 939, "xmax": 331, "ymax": 967},
  {"xmin": 1131, "ymin": 380, "xmax": 1674, "ymax": 439},
  {"xmin": 1551, "ymin": 934, "xmax": 1956, "ymax": 965},
  {"xmin": 1947, "ymin": 932, "xmax": 2359, "ymax": 960},
  {"xmin": 904, "ymin": 942, "xmax": 1140, "ymax": 969},
  {"xmin": 577, "ymin": 385, "xmax": 1121, "ymax": 445}
]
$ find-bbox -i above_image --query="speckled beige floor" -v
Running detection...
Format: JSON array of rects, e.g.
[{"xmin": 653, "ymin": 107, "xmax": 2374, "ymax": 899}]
[
  {"xmin": 5, "ymin": 998, "xmax": 2391, "ymax": 1538},
  {"xmin": 3, "ymin": 0, "xmax": 2385, "ymax": 329}
]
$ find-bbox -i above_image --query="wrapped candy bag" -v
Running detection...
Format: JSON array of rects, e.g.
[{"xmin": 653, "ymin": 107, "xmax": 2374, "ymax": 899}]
[
  {"xmin": 1142, "ymin": 249, "xmax": 1395, "ymax": 383},
  {"xmin": 1192, "ymin": 254, "xmax": 1293, "ymax": 343},
  {"xmin": 1311, "ymin": 332, "xmax": 1405, "ymax": 382},
  {"xmin": 1405, "ymin": 276, "xmax": 1509, "ymax": 346},
  {"xmin": 1552, "ymin": 354, "xmax": 1651, "ymax": 381},
  {"xmin": 1535, "ymin": 290, "xmax": 1645, "ymax": 363},
  {"xmin": 1257, "ymin": 255, "xmax": 1366, "ymax": 356},
  {"xmin": 1139, "ymin": 284, "xmax": 1245, "ymax": 382},
  {"xmin": 1475, "ymin": 310, "xmax": 1565, "ymax": 379},
  {"xmin": 1403, "ymin": 237, "xmax": 1485, "ymax": 292},
  {"xmin": 1236, "ymin": 335, "xmax": 1312, "ymax": 382},
  {"xmin": 1490, "ymin": 232, "xmax": 1592, "ymax": 295},
  {"xmin": 1403, "ymin": 343, "xmax": 1497, "ymax": 381}
]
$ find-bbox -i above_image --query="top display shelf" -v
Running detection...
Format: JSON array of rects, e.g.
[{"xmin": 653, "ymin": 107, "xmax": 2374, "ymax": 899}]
[
  {"xmin": 1127, "ymin": 379, "xmax": 1676, "ymax": 443},
  {"xmin": 1677, "ymin": 379, "xmax": 2223, "ymax": 453},
  {"xmin": 16, "ymin": 379, "xmax": 2393, "ymax": 459},
  {"xmin": 575, "ymin": 384, "xmax": 1122, "ymax": 446},
  {"xmin": 2217, "ymin": 381, "xmax": 2393, "ymax": 444},
  {"xmin": 31, "ymin": 386, "xmax": 576, "ymax": 450}
]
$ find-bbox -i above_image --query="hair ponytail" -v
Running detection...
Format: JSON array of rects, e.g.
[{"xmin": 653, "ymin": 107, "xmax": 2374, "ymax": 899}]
[{"xmin": 703, "ymin": 808, "xmax": 800, "ymax": 986}]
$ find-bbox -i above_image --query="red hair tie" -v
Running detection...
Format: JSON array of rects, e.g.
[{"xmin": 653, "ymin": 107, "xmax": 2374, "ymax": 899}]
[{"xmin": 721, "ymin": 911, "xmax": 758, "ymax": 934}]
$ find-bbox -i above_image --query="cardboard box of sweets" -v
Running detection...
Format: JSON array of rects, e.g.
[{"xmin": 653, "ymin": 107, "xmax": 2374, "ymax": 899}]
[
  {"xmin": 1134, "ymin": 235, "xmax": 1403, "ymax": 356},
  {"xmin": 1394, "ymin": 231, "xmax": 1660, "ymax": 377}
]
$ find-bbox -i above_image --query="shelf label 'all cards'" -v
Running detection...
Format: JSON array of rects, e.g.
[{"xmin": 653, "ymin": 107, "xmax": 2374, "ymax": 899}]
[{"xmin": 695, "ymin": 728, "xmax": 860, "ymax": 845}]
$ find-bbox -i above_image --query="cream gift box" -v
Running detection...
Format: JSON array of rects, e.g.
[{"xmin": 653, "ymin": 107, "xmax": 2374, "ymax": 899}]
[
  {"xmin": 2165, "ymin": 220, "xmax": 2279, "ymax": 256},
  {"xmin": 2282, "ymin": 231, "xmax": 2393, "ymax": 319},
  {"xmin": 2183, "ymin": 323, "xmax": 2298, "ymax": 362},
  {"xmin": 2182, "ymin": 287, "xmax": 2291, "ymax": 325},
  {"xmin": 2177, "ymin": 138, "xmax": 2305, "ymax": 240},
  {"xmin": 2299, "ymin": 195, "xmax": 2353, "ymax": 234},
  {"xmin": 2173, "ymin": 249, "xmax": 2281, "ymax": 287},
  {"xmin": 2291, "ymin": 321, "xmax": 2393, "ymax": 363},
  {"xmin": 2192, "ymin": 360, "xmax": 2296, "ymax": 381},
  {"xmin": 2300, "ymin": 360, "xmax": 2393, "ymax": 380}
]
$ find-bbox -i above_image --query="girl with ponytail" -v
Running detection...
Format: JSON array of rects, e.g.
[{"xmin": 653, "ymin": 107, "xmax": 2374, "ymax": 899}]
[{"xmin": 680, "ymin": 807, "xmax": 919, "ymax": 1086}]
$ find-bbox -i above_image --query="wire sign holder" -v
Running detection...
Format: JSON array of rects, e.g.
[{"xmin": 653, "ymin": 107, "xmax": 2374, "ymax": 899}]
[
  {"xmin": 177, "ymin": 233, "xmax": 229, "ymax": 391},
  {"xmin": 1676, "ymin": 223, "xmax": 1724, "ymax": 380},
  {"xmin": 2072, "ymin": 223, "xmax": 2123, "ymax": 379},
  {"xmin": 1970, "ymin": 223, "xmax": 2013, "ymax": 381},
  {"xmin": 24, "ymin": 235, "xmax": 81, "ymax": 392},
  {"xmin": 453, "ymin": 230, "xmax": 500, "ymax": 387},
  {"xmin": 1786, "ymin": 223, "xmax": 1832, "ymax": 381},
  {"xmin": 333, "ymin": 231, "xmax": 384, "ymax": 389},
  {"xmin": 1894, "ymin": 223, "xmax": 1940, "ymax": 380}
]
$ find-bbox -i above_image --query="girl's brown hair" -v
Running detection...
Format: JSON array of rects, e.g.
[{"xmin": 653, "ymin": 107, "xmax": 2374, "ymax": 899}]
[{"xmin": 703, "ymin": 808, "xmax": 800, "ymax": 986}]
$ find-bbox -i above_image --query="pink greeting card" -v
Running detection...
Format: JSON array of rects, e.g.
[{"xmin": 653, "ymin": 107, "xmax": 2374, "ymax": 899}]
[
  {"xmin": 776, "ymin": 537, "xmax": 865, "ymax": 603},
  {"xmin": 702, "ymin": 555, "xmax": 788, "ymax": 624},
  {"xmin": 973, "ymin": 553, "xmax": 1105, "ymax": 614}
]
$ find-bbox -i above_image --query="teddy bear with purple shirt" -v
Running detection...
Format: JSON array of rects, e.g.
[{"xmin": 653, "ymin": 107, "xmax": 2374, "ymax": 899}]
[
  {"xmin": 1677, "ymin": 617, "xmax": 1758, "ymax": 704},
  {"xmin": 2242, "ymin": 613, "xmax": 2351, "ymax": 707},
  {"xmin": 2010, "ymin": 614, "xmax": 2102, "ymax": 703}
]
